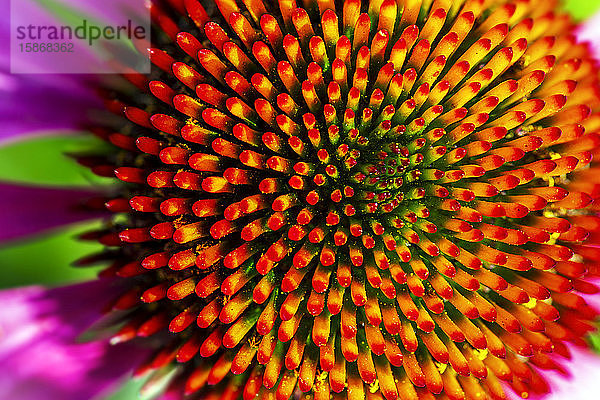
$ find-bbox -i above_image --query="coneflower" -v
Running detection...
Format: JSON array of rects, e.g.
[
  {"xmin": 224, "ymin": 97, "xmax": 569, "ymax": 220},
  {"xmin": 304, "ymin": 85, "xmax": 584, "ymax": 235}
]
[{"xmin": 77, "ymin": 0, "xmax": 600, "ymax": 399}]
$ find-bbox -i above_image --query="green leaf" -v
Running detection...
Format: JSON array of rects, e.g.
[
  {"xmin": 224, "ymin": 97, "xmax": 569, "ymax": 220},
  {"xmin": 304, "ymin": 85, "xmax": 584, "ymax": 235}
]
[
  {"xmin": 0, "ymin": 221, "xmax": 104, "ymax": 289},
  {"xmin": 0, "ymin": 133, "xmax": 112, "ymax": 186},
  {"xmin": 588, "ymin": 322, "xmax": 600, "ymax": 354},
  {"xmin": 103, "ymin": 377, "xmax": 146, "ymax": 400},
  {"xmin": 564, "ymin": 0, "xmax": 600, "ymax": 21}
]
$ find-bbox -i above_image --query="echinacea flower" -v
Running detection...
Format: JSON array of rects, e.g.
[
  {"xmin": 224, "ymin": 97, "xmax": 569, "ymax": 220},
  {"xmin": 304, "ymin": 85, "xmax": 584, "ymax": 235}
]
[{"xmin": 3, "ymin": 1, "xmax": 600, "ymax": 400}]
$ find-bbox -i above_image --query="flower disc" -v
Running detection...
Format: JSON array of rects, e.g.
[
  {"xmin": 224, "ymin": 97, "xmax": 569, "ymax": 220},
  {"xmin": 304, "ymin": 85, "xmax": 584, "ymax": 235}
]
[{"xmin": 83, "ymin": 1, "xmax": 600, "ymax": 399}]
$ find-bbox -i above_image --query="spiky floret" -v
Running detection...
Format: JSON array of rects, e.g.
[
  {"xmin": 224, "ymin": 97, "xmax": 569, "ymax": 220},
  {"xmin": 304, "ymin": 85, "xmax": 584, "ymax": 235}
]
[{"xmin": 79, "ymin": 0, "xmax": 600, "ymax": 399}]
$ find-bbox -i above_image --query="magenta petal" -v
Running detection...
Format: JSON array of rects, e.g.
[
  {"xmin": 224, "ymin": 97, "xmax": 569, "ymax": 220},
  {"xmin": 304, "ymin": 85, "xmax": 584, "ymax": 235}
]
[
  {"xmin": 0, "ymin": 2, "xmax": 100, "ymax": 144},
  {"xmin": 0, "ymin": 280, "xmax": 148, "ymax": 400},
  {"xmin": 505, "ymin": 345, "xmax": 600, "ymax": 400},
  {"xmin": 577, "ymin": 11, "xmax": 600, "ymax": 59},
  {"xmin": 0, "ymin": 72, "xmax": 100, "ymax": 144},
  {"xmin": 0, "ymin": 183, "xmax": 106, "ymax": 242}
]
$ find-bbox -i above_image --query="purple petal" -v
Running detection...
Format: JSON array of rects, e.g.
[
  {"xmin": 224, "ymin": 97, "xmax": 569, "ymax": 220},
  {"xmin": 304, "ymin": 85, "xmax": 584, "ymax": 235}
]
[
  {"xmin": 505, "ymin": 345, "xmax": 600, "ymax": 400},
  {"xmin": 0, "ymin": 183, "xmax": 106, "ymax": 242},
  {"xmin": 0, "ymin": 72, "xmax": 101, "ymax": 144},
  {"xmin": 577, "ymin": 11, "xmax": 600, "ymax": 59},
  {"xmin": 0, "ymin": 0, "xmax": 150, "ymax": 143},
  {"xmin": 0, "ymin": 2, "xmax": 100, "ymax": 144},
  {"xmin": 0, "ymin": 280, "xmax": 148, "ymax": 400}
]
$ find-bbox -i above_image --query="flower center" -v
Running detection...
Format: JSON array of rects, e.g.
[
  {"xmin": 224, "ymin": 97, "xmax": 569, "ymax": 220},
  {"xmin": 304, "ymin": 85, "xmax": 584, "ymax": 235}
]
[{"xmin": 81, "ymin": 1, "xmax": 600, "ymax": 399}]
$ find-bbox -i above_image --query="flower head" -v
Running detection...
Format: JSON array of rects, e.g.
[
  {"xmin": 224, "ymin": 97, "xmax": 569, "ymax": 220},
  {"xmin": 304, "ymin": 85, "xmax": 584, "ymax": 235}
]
[{"xmin": 7, "ymin": 0, "xmax": 600, "ymax": 399}]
